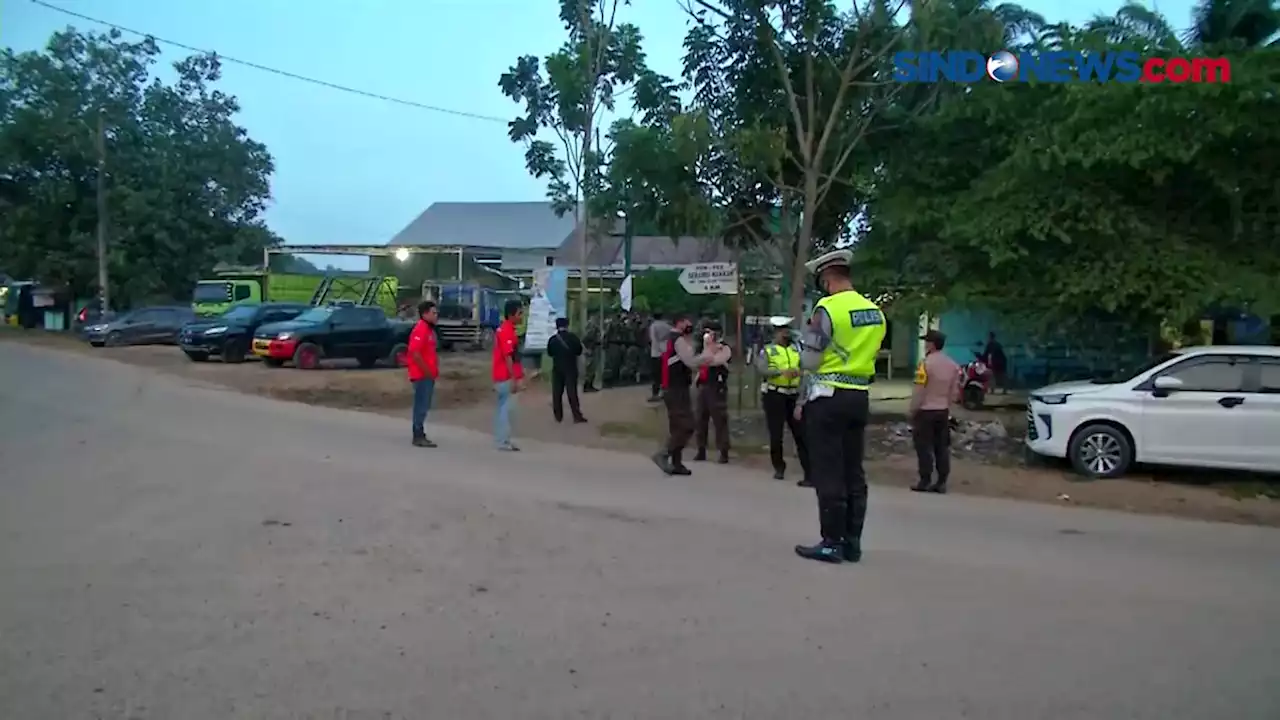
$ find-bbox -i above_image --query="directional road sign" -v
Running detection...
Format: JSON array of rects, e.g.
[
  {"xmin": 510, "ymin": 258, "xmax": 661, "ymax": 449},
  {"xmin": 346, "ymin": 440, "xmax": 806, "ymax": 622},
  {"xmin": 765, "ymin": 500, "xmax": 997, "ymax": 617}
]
[{"xmin": 678, "ymin": 262, "xmax": 738, "ymax": 295}]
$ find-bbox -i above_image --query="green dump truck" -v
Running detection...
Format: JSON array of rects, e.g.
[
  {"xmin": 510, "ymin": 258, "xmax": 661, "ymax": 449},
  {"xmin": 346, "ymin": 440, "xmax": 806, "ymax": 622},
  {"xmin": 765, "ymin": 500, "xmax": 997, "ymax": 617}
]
[{"xmin": 191, "ymin": 270, "xmax": 400, "ymax": 317}]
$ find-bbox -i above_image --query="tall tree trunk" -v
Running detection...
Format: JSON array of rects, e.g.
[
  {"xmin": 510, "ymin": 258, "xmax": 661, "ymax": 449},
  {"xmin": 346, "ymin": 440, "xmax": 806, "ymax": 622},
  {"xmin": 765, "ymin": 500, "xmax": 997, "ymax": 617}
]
[
  {"xmin": 787, "ymin": 171, "xmax": 819, "ymax": 322},
  {"xmin": 578, "ymin": 116, "xmax": 594, "ymax": 332}
]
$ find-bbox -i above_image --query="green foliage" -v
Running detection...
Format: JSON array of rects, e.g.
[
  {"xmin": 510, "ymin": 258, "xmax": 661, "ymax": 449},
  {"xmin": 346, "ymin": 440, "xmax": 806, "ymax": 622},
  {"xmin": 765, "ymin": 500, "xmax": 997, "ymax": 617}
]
[
  {"xmin": 498, "ymin": 0, "xmax": 678, "ymax": 219},
  {"xmin": 269, "ymin": 254, "xmax": 320, "ymax": 273},
  {"xmin": 0, "ymin": 28, "xmax": 277, "ymax": 306},
  {"xmin": 606, "ymin": 0, "xmax": 910, "ymax": 318},
  {"xmin": 859, "ymin": 7, "xmax": 1280, "ymax": 334}
]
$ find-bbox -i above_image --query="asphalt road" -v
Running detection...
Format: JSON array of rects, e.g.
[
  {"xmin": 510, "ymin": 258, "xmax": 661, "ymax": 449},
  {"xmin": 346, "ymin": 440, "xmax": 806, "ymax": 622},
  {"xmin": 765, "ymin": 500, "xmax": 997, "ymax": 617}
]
[{"xmin": 2, "ymin": 342, "xmax": 1278, "ymax": 720}]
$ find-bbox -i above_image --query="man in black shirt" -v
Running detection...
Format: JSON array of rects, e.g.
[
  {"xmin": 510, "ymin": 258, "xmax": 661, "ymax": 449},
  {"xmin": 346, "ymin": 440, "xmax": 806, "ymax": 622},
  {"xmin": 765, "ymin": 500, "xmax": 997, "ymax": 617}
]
[
  {"xmin": 546, "ymin": 317, "xmax": 587, "ymax": 423},
  {"xmin": 982, "ymin": 331, "xmax": 1008, "ymax": 394}
]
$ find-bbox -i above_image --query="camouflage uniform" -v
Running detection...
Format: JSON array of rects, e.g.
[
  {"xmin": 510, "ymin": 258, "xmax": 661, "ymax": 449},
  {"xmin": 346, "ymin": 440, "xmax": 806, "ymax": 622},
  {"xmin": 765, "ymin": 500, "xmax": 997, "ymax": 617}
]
[{"xmin": 582, "ymin": 316, "xmax": 601, "ymax": 391}]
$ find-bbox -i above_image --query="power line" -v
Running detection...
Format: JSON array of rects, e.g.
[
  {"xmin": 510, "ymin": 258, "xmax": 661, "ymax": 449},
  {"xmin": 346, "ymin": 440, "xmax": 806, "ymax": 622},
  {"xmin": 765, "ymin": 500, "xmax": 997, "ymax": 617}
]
[{"xmin": 27, "ymin": 0, "xmax": 511, "ymax": 124}]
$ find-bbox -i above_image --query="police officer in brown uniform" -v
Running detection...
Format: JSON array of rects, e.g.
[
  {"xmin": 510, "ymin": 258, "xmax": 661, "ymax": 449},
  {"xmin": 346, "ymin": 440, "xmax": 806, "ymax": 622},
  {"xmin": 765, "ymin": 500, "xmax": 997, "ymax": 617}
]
[
  {"xmin": 652, "ymin": 314, "xmax": 721, "ymax": 476},
  {"xmin": 910, "ymin": 329, "xmax": 961, "ymax": 493},
  {"xmin": 693, "ymin": 320, "xmax": 733, "ymax": 464}
]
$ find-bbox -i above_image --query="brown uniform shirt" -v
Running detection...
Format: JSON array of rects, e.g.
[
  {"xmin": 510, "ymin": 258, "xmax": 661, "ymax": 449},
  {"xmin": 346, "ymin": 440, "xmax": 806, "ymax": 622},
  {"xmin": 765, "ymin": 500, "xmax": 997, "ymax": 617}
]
[{"xmin": 911, "ymin": 350, "xmax": 961, "ymax": 413}]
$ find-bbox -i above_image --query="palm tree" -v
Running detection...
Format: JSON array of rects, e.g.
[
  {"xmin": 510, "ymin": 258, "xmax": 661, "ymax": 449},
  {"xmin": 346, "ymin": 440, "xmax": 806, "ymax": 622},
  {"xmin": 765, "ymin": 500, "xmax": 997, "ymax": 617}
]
[
  {"xmin": 1084, "ymin": 0, "xmax": 1278, "ymax": 50},
  {"xmin": 1188, "ymin": 0, "xmax": 1279, "ymax": 46}
]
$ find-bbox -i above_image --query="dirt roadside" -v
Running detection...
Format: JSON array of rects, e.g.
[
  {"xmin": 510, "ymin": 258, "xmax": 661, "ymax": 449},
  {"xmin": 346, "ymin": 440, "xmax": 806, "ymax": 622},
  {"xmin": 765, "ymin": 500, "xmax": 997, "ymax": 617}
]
[{"xmin": 4, "ymin": 328, "xmax": 1278, "ymax": 526}]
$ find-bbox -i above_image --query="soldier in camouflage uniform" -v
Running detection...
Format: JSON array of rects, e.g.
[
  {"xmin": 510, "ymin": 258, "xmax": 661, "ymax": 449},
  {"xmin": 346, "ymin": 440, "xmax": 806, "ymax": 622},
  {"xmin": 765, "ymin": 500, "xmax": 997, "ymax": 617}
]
[{"xmin": 582, "ymin": 314, "xmax": 601, "ymax": 393}]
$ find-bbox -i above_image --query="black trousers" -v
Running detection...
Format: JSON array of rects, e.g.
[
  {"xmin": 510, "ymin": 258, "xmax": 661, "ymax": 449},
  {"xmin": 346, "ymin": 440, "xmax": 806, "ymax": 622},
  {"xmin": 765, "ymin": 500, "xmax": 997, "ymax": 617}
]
[
  {"xmin": 664, "ymin": 384, "xmax": 695, "ymax": 455},
  {"xmin": 551, "ymin": 369, "xmax": 583, "ymax": 422},
  {"xmin": 762, "ymin": 390, "xmax": 809, "ymax": 477},
  {"xmin": 649, "ymin": 357, "xmax": 663, "ymax": 396},
  {"xmin": 695, "ymin": 382, "xmax": 730, "ymax": 453},
  {"xmin": 804, "ymin": 388, "xmax": 870, "ymax": 544},
  {"xmin": 912, "ymin": 409, "xmax": 951, "ymax": 485}
]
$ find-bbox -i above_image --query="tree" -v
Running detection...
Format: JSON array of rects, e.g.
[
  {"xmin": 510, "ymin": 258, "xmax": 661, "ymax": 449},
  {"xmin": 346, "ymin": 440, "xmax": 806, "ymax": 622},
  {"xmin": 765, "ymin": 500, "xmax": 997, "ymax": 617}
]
[
  {"xmin": 0, "ymin": 28, "xmax": 275, "ymax": 306},
  {"xmin": 606, "ymin": 0, "xmax": 911, "ymax": 319},
  {"xmin": 857, "ymin": 9, "xmax": 1280, "ymax": 334},
  {"xmin": 499, "ymin": 0, "xmax": 678, "ymax": 329}
]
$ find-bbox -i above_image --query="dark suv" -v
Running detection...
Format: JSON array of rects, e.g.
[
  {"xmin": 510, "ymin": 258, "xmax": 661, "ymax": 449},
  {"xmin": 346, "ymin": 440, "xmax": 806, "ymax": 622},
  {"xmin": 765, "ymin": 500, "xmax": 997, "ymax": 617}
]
[{"xmin": 179, "ymin": 302, "xmax": 310, "ymax": 363}]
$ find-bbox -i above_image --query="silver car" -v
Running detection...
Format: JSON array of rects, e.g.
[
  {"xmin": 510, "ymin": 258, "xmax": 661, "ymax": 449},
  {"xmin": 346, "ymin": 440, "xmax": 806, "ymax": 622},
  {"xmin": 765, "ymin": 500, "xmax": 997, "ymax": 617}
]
[{"xmin": 85, "ymin": 306, "xmax": 196, "ymax": 347}]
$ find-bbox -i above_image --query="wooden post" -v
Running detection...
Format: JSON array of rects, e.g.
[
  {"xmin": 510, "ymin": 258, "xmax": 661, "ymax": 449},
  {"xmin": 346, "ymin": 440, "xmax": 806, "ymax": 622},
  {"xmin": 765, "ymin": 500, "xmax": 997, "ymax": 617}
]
[{"xmin": 735, "ymin": 265, "xmax": 744, "ymax": 414}]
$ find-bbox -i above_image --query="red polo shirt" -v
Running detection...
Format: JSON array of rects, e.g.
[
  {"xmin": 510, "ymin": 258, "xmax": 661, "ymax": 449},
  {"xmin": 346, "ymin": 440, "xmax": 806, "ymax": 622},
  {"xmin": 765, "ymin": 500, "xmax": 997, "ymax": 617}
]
[
  {"xmin": 406, "ymin": 319, "xmax": 438, "ymax": 382},
  {"xmin": 491, "ymin": 319, "xmax": 524, "ymax": 382}
]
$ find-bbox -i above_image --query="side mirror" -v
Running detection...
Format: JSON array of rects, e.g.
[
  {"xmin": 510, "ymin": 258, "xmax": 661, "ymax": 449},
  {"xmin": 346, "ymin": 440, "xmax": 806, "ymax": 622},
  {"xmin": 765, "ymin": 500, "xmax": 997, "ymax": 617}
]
[{"xmin": 1152, "ymin": 375, "xmax": 1184, "ymax": 392}]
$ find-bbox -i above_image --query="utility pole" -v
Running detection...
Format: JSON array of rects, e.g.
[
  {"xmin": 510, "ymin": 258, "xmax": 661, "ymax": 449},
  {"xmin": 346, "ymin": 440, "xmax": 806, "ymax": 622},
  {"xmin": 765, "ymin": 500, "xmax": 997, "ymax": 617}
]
[{"xmin": 95, "ymin": 110, "xmax": 110, "ymax": 313}]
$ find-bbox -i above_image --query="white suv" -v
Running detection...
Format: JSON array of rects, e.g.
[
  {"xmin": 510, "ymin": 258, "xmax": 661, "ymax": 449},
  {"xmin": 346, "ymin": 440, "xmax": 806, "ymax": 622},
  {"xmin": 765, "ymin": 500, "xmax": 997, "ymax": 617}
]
[{"xmin": 1025, "ymin": 346, "xmax": 1280, "ymax": 478}]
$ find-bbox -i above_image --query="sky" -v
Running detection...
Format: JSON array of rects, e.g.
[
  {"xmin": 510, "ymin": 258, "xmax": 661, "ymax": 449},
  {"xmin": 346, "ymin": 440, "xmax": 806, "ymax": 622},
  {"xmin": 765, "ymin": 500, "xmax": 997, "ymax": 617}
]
[{"xmin": 4, "ymin": 0, "xmax": 1192, "ymax": 270}]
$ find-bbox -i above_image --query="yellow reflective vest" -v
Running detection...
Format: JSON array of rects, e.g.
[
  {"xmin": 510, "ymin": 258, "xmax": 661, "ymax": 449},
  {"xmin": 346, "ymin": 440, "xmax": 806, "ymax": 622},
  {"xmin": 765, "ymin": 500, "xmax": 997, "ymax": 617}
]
[
  {"xmin": 763, "ymin": 343, "xmax": 801, "ymax": 389},
  {"xmin": 813, "ymin": 290, "xmax": 886, "ymax": 391}
]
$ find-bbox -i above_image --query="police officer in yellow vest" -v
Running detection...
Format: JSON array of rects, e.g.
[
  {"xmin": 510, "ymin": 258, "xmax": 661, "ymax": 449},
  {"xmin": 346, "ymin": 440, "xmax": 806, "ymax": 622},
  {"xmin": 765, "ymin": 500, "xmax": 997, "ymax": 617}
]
[
  {"xmin": 793, "ymin": 249, "xmax": 886, "ymax": 564},
  {"xmin": 754, "ymin": 316, "xmax": 811, "ymax": 485}
]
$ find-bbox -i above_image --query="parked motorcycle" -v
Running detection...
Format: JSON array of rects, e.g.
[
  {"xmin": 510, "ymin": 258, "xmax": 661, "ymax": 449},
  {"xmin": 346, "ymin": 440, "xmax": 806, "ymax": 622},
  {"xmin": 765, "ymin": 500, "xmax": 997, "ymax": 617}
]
[{"xmin": 959, "ymin": 352, "xmax": 991, "ymax": 410}]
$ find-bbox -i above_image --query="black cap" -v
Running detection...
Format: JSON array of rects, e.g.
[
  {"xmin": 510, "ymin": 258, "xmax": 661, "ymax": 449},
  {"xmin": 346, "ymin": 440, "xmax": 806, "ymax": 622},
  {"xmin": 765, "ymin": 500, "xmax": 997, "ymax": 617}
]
[
  {"xmin": 555, "ymin": 317, "xmax": 568, "ymax": 329},
  {"xmin": 920, "ymin": 329, "xmax": 946, "ymax": 349},
  {"xmin": 703, "ymin": 319, "xmax": 722, "ymax": 332}
]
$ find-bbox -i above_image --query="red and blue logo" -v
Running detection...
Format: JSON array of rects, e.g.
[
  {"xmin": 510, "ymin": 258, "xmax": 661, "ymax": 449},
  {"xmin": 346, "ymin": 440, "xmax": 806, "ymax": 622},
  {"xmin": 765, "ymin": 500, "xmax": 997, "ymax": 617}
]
[{"xmin": 893, "ymin": 50, "xmax": 1231, "ymax": 84}]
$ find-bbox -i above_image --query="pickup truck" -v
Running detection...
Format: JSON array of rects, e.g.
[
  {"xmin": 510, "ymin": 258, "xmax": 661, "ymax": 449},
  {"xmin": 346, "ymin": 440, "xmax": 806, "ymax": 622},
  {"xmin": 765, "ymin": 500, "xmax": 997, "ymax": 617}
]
[
  {"xmin": 179, "ymin": 302, "xmax": 310, "ymax": 363},
  {"xmin": 251, "ymin": 304, "xmax": 415, "ymax": 369}
]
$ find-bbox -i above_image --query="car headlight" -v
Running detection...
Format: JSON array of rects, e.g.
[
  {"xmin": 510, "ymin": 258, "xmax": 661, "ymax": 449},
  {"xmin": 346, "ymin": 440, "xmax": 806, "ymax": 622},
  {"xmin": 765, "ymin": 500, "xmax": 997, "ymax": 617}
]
[
  {"xmin": 275, "ymin": 332, "xmax": 294, "ymax": 340},
  {"xmin": 204, "ymin": 326, "xmax": 227, "ymax": 335},
  {"xmin": 1033, "ymin": 393, "xmax": 1069, "ymax": 405}
]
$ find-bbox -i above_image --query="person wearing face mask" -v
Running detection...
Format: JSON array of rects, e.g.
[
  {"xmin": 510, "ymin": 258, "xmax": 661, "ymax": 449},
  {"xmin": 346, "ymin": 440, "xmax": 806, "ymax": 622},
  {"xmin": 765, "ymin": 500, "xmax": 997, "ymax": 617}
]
[
  {"xmin": 792, "ymin": 249, "xmax": 886, "ymax": 564},
  {"xmin": 652, "ymin": 313, "xmax": 719, "ymax": 476},
  {"xmin": 693, "ymin": 319, "xmax": 733, "ymax": 464},
  {"xmin": 755, "ymin": 316, "xmax": 810, "ymax": 485}
]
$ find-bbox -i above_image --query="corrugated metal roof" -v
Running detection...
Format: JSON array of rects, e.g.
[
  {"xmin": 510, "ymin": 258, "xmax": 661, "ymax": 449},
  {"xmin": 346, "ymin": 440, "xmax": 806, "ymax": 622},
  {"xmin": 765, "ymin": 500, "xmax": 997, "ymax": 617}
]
[
  {"xmin": 555, "ymin": 233, "xmax": 735, "ymax": 267},
  {"xmin": 386, "ymin": 202, "xmax": 577, "ymax": 250}
]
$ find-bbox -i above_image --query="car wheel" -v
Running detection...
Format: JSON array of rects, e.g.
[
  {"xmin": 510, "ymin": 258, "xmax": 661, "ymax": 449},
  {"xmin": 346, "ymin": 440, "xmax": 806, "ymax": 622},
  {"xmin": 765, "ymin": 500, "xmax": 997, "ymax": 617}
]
[
  {"xmin": 389, "ymin": 343, "xmax": 409, "ymax": 368},
  {"xmin": 184, "ymin": 351, "xmax": 209, "ymax": 362},
  {"xmin": 263, "ymin": 358, "xmax": 284, "ymax": 368},
  {"xmin": 1068, "ymin": 423, "xmax": 1133, "ymax": 479},
  {"xmin": 293, "ymin": 342, "xmax": 322, "ymax": 370},
  {"xmin": 104, "ymin": 330, "xmax": 123, "ymax": 348},
  {"xmin": 222, "ymin": 339, "xmax": 247, "ymax": 364}
]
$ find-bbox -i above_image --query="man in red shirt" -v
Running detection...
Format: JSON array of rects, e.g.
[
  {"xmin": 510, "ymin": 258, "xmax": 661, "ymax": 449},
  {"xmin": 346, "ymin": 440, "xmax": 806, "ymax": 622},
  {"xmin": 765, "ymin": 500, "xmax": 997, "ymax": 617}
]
[
  {"xmin": 491, "ymin": 299, "xmax": 525, "ymax": 451},
  {"xmin": 408, "ymin": 300, "xmax": 440, "ymax": 447}
]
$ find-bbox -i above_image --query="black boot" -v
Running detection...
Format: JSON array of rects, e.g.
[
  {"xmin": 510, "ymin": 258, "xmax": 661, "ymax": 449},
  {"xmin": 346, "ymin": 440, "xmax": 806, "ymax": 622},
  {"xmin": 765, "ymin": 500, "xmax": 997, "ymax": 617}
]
[
  {"xmin": 795, "ymin": 498, "xmax": 847, "ymax": 564},
  {"xmin": 670, "ymin": 449, "xmax": 692, "ymax": 476},
  {"xmin": 929, "ymin": 480, "xmax": 948, "ymax": 494},
  {"xmin": 693, "ymin": 448, "xmax": 707, "ymax": 462},
  {"xmin": 773, "ymin": 469, "xmax": 785, "ymax": 481},
  {"xmin": 911, "ymin": 478, "xmax": 932, "ymax": 492},
  {"xmin": 717, "ymin": 450, "xmax": 729, "ymax": 464}
]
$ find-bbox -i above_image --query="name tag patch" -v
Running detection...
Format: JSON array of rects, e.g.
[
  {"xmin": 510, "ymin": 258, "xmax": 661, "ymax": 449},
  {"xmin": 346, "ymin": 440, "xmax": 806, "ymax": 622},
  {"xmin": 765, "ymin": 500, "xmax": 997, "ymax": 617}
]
[{"xmin": 849, "ymin": 309, "xmax": 884, "ymax": 327}]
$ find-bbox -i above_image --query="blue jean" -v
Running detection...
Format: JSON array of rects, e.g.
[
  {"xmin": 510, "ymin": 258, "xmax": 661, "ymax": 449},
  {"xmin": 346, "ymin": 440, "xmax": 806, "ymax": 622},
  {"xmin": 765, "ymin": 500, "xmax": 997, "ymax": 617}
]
[
  {"xmin": 494, "ymin": 381, "xmax": 514, "ymax": 445},
  {"xmin": 412, "ymin": 379, "xmax": 435, "ymax": 437}
]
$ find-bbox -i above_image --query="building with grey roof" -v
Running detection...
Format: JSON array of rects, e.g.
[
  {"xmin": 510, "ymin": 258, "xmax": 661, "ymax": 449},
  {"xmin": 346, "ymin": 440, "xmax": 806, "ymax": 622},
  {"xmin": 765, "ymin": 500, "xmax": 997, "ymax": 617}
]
[
  {"xmin": 386, "ymin": 201, "xmax": 577, "ymax": 273},
  {"xmin": 386, "ymin": 200, "xmax": 735, "ymax": 275}
]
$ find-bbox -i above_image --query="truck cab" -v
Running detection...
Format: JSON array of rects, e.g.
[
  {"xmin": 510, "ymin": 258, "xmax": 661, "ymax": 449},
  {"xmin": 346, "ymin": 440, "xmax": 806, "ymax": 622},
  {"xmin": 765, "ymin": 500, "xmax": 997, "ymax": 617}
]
[
  {"xmin": 422, "ymin": 282, "xmax": 503, "ymax": 350},
  {"xmin": 192, "ymin": 279, "xmax": 261, "ymax": 316}
]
